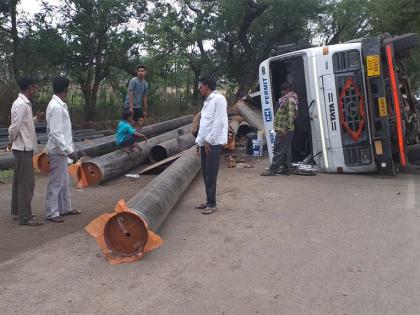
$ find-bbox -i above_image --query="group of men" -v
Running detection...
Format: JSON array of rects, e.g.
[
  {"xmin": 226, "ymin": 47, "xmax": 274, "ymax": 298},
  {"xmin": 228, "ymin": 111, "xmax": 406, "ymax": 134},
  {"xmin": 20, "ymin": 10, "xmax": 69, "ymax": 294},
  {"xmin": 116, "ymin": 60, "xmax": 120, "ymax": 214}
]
[
  {"xmin": 8, "ymin": 76, "xmax": 80, "ymax": 226},
  {"xmin": 7, "ymin": 64, "xmax": 296, "ymax": 225}
]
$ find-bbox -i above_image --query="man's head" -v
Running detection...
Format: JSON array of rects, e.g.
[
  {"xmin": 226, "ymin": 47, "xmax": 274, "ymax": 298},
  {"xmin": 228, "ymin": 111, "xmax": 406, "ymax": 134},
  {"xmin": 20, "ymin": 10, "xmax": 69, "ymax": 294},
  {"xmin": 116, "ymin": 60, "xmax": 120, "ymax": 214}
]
[
  {"xmin": 280, "ymin": 81, "xmax": 292, "ymax": 96},
  {"xmin": 17, "ymin": 75, "xmax": 38, "ymax": 100},
  {"xmin": 198, "ymin": 75, "xmax": 216, "ymax": 98},
  {"xmin": 53, "ymin": 76, "xmax": 70, "ymax": 99},
  {"xmin": 136, "ymin": 65, "xmax": 147, "ymax": 79},
  {"xmin": 122, "ymin": 108, "xmax": 133, "ymax": 122}
]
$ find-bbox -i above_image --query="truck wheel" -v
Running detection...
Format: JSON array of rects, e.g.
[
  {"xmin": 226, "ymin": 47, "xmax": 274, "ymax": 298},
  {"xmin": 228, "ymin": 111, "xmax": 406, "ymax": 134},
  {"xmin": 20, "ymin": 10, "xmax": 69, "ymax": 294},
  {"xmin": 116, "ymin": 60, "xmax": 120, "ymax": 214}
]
[{"xmin": 390, "ymin": 33, "xmax": 420, "ymax": 53}]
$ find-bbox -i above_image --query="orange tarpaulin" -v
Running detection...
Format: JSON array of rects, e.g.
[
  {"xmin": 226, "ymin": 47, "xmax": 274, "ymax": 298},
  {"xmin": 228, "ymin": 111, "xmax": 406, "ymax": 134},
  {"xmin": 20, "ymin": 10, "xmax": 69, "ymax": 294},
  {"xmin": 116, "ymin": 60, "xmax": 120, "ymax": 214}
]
[{"xmin": 85, "ymin": 199, "xmax": 163, "ymax": 265}]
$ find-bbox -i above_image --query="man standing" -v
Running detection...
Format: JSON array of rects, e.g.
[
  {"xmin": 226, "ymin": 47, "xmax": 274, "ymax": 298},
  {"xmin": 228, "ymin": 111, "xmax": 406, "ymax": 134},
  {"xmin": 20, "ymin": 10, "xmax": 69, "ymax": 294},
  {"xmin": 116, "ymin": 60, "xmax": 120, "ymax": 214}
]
[
  {"xmin": 125, "ymin": 65, "xmax": 149, "ymax": 129},
  {"xmin": 45, "ymin": 76, "xmax": 81, "ymax": 223},
  {"xmin": 8, "ymin": 76, "xmax": 42, "ymax": 226},
  {"xmin": 261, "ymin": 82, "xmax": 298, "ymax": 176},
  {"xmin": 195, "ymin": 75, "xmax": 228, "ymax": 215}
]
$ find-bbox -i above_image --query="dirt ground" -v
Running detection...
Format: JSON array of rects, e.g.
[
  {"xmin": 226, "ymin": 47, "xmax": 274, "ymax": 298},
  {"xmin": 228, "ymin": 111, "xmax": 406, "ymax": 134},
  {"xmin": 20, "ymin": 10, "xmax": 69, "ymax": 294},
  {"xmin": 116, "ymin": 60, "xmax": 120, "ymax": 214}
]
[{"xmin": 1, "ymin": 152, "xmax": 420, "ymax": 314}]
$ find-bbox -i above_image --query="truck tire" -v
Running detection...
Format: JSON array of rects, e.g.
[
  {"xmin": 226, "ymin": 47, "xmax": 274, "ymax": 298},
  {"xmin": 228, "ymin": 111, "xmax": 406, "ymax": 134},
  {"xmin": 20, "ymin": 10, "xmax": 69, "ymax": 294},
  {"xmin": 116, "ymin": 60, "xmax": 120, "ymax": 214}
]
[{"xmin": 389, "ymin": 33, "xmax": 420, "ymax": 53}]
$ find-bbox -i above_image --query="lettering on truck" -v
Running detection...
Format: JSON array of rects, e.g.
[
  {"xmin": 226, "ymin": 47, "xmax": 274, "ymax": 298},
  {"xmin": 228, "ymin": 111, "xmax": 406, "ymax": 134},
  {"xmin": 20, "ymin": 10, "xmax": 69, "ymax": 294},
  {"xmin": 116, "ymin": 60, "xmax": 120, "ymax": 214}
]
[
  {"xmin": 327, "ymin": 92, "xmax": 337, "ymax": 131},
  {"xmin": 262, "ymin": 77, "xmax": 272, "ymax": 122}
]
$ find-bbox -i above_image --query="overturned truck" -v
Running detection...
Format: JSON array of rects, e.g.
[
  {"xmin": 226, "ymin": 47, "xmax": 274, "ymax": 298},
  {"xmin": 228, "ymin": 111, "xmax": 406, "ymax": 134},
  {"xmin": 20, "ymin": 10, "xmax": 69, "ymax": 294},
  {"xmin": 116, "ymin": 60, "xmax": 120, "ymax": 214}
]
[{"xmin": 259, "ymin": 33, "xmax": 420, "ymax": 174}]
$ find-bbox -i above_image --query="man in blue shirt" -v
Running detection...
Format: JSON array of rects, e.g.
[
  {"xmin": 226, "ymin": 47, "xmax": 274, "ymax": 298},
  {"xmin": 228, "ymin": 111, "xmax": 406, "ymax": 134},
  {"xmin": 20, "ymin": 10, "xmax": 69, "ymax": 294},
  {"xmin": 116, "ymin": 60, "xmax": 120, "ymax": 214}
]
[
  {"xmin": 124, "ymin": 65, "xmax": 149, "ymax": 130},
  {"xmin": 116, "ymin": 109, "xmax": 147, "ymax": 150}
]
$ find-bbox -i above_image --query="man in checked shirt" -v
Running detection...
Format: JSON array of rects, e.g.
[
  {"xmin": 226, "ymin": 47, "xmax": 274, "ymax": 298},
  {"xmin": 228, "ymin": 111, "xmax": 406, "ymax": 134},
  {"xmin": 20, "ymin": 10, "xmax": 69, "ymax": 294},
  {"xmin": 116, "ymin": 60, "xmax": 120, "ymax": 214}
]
[{"xmin": 261, "ymin": 81, "xmax": 298, "ymax": 176}]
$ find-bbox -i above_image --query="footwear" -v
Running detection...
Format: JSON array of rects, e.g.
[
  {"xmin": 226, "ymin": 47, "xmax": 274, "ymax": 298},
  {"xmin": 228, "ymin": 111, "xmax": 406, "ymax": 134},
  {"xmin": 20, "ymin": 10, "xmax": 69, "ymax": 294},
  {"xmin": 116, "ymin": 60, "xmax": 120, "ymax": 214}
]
[
  {"xmin": 202, "ymin": 206, "xmax": 217, "ymax": 215},
  {"xmin": 47, "ymin": 216, "xmax": 64, "ymax": 223},
  {"xmin": 278, "ymin": 169, "xmax": 290, "ymax": 176},
  {"xmin": 260, "ymin": 171, "xmax": 276, "ymax": 176},
  {"xmin": 195, "ymin": 202, "xmax": 207, "ymax": 210},
  {"xmin": 19, "ymin": 218, "xmax": 43, "ymax": 226},
  {"xmin": 62, "ymin": 209, "xmax": 81, "ymax": 216},
  {"xmin": 13, "ymin": 215, "xmax": 35, "ymax": 221}
]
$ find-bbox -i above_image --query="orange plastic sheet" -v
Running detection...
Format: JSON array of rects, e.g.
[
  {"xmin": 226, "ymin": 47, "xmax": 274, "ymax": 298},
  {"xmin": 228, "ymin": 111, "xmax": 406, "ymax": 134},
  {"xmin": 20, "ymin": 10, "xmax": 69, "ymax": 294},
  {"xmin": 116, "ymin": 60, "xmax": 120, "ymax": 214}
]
[
  {"xmin": 68, "ymin": 162, "xmax": 89, "ymax": 188},
  {"xmin": 85, "ymin": 199, "xmax": 163, "ymax": 265},
  {"xmin": 33, "ymin": 151, "xmax": 49, "ymax": 173}
]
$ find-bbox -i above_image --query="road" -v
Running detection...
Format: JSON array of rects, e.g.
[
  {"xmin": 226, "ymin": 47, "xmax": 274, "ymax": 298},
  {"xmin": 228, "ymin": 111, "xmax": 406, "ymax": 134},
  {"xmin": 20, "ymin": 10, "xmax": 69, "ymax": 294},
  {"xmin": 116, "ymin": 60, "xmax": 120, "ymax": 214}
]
[{"xmin": 0, "ymin": 155, "xmax": 420, "ymax": 314}]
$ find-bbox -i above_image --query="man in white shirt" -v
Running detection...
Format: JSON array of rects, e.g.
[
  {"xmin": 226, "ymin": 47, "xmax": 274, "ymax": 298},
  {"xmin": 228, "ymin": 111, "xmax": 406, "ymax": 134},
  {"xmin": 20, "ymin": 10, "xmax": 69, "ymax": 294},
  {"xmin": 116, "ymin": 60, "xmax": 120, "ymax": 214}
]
[
  {"xmin": 8, "ymin": 76, "xmax": 42, "ymax": 226},
  {"xmin": 45, "ymin": 77, "xmax": 81, "ymax": 222},
  {"xmin": 195, "ymin": 75, "xmax": 228, "ymax": 215}
]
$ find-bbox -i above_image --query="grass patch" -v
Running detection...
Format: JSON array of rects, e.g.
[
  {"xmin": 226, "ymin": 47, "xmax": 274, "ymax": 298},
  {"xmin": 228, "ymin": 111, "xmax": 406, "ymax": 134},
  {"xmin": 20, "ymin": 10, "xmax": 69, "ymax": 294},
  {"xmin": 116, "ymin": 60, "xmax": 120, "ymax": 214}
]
[{"xmin": 0, "ymin": 169, "xmax": 13, "ymax": 184}]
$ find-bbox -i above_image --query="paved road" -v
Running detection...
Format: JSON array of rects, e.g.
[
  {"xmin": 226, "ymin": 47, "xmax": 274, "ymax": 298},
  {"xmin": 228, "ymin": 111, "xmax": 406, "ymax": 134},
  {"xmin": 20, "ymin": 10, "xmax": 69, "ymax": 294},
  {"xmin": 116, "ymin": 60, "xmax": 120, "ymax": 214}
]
[{"xmin": 1, "ymin": 157, "xmax": 420, "ymax": 314}]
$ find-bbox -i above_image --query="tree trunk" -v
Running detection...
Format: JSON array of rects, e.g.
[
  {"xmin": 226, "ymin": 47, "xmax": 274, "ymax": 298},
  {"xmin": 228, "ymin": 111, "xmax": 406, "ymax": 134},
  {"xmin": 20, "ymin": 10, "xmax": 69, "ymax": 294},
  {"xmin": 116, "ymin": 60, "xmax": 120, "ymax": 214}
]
[
  {"xmin": 235, "ymin": 66, "xmax": 258, "ymax": 99},
  {"xmin": 10, "ymin": 0, "xmax": 19, "ymax": 78},
  {"xmin": 192, "ymin": 73, "xmax": 200, "ymax": 111}
]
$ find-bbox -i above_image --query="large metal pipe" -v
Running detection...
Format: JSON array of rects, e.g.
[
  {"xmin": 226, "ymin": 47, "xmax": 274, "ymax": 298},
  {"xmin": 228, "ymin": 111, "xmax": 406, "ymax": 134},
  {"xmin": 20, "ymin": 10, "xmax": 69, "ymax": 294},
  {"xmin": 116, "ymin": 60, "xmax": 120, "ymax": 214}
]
[
  {"xmin": 229, "ymin": 115, "xmax": 244, "ymax": 136},
  {"xmin": 1, "ymin": 115, "xmax": 194, "ymax": 171},
  {"xmin": 0, "ymin": 152, "xmax": 15, "ymax": 170},
  {"xmin": 234, "ymin": 100, "xmax": 264, "ymax": 131},
  {"xmin": 80, "ymin": 124, "xmax": 192, "ymax": 186},
  {"xmin": 33, "ymin": 115, "xmax": 195, "ymax": 173},
  {"xmin": 102, "ymin": 146, "xmax": 201, "ymax": 256},
  {"xmin": 148, "ymin": 133, "xmax": 196, "ymax": 163},
  {"xmin": 237, "ymin": 121, "xmax": 251, "ymax": 136},
  {"xmin": 127, "ymin": 146, "xmax": 200, "ymax": 231}
]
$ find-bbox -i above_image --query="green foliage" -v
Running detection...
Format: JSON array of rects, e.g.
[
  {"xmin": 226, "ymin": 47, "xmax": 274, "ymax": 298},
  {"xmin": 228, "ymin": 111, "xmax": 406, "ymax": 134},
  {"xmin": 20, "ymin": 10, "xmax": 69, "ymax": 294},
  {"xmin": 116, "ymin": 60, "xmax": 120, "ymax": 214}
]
[{"xmin": 2, "ymin": 0, "xmax": 420, "ymax": 124}]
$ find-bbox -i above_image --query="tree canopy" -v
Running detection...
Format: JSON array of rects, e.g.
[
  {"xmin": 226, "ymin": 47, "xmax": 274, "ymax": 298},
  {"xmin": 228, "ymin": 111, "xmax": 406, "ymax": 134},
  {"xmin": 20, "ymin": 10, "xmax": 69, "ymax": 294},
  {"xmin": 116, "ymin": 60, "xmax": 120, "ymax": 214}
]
[{"xmin": 0, "ymin": 0, "xmax": 419, "ymax": 123}]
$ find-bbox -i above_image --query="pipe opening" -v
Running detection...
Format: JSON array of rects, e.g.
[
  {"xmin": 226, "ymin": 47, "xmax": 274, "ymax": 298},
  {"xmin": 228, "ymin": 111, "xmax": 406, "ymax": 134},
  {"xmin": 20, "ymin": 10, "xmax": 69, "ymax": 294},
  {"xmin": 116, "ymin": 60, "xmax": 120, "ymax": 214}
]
[
  {"xmin": 36, "ymin": 152, "xmax": 50, "ymax": 173},
  {"xmin": 149, "ymin": 145, "xmax": 168, "ymax": 163},
  {"xmin": 104, "ymin": 212, "xmax": 148, "ymax": 257},
  {"xmin": 81, "ymin": 162, "xmax": 102, "ymax": 186},
  {"xmin": 237, "ymin": 124, "xmax": 251, "ymax": 136}
]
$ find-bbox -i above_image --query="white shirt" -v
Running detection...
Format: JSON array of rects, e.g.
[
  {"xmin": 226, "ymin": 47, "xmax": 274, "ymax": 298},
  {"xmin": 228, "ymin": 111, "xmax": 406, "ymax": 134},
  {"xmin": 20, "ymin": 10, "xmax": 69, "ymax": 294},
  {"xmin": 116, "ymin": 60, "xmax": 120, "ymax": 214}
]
[
  {"xmin": 8, "ymin": 93, "xmax": 38, "ymax": 151},
  {"xmin": 196, "ymin": 91, "xmax": 228, "ymax": 146},
  {"xmin": 46, "ymin": 95, "xmax": 74, "ymax": 155}
]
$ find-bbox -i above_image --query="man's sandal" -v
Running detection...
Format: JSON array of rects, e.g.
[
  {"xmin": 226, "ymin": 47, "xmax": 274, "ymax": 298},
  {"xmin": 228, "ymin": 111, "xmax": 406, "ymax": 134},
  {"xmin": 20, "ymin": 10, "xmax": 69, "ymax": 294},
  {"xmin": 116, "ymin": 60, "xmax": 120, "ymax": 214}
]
[
  {"xmin": 195, "ymin": 203, "xmax": 207, "ymax": 210},
  {"xmin": 202, "ymin": 206, "xmax": 217, "ymax": 215},
  {"xmin": 62, "ymin": 209, "xmax": 82, "ymax": 216}
]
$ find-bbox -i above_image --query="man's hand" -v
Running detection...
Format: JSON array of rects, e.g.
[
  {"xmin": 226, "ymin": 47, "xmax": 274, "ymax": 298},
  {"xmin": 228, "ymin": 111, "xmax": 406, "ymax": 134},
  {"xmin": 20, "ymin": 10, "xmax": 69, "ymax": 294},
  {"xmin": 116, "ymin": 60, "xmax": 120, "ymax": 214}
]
[
  {"xmin": 204, "ymin": 141, "xmax": 211, "ymax": 154},
  {"xmin": 6, "ymin": 142, "xmax": 12, "ymax": 151},
  {"xmin": 36, "ymin": 111, "xmax": 45, "ymax": 122},
  {"xmin": 68, "ymin": 152, "xmax": 78, "ymax": 162},
  {"xmin": 129, "ymin": 107, "xmax": 133, "ymax": 113},
  {"xmin": 143, "ymin": 109, "xmax": 148, "ymax": 118}
]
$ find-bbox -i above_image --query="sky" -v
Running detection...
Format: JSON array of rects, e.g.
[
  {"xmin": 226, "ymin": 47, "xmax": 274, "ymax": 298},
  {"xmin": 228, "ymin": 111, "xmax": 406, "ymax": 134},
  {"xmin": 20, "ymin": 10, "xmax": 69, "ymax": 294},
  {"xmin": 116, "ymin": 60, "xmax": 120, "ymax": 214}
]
[{"xmin": 18, "ymin": 0, "xmax": 50, "ymax": 15}]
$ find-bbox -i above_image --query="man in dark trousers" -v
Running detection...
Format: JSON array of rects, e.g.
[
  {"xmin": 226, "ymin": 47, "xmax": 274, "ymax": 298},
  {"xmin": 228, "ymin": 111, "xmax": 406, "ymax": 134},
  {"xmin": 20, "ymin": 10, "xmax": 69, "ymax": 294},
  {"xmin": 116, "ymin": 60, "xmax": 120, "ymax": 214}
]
[
  {"xmin": 194, "ymin": 75, "xmax": 228, "ymax": 215},
  {"xmin": 261, "ymin": 81, "xmax": 298, "ymax": 176},
  {"xmin": 8, "ymin": 76, "xmax": 42, "ymax": 226},
  {"xmin": 125, "ymin": 64, "xmax": 149, "ymax": 130}
]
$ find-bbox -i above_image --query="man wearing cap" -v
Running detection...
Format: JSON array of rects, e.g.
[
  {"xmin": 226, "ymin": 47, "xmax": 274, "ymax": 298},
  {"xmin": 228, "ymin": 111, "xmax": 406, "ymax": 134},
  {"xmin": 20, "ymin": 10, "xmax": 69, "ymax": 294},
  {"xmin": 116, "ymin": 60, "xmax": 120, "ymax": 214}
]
[{"xmin": 261, "ymin": 82, "xmax": 298, "ymax": 176}]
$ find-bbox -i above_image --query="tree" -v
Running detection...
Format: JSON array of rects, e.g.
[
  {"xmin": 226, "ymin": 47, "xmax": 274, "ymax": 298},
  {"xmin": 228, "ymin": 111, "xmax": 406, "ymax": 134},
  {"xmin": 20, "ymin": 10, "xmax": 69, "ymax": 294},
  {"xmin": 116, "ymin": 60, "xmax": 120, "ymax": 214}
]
[
  {"xmin": 145, "ymin": 0, "xmax": 218, "ymax": 108},
  {"xmin": 214, "ymin": 0, "xmax": 320, "ymax": 98},
  {"xmin": 58, "ymin": 0, "xmax": 147, "ymax": 121},
  {"xmin": 314, "ymin": 0, "xmax": 372, "ymax": 45}
]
